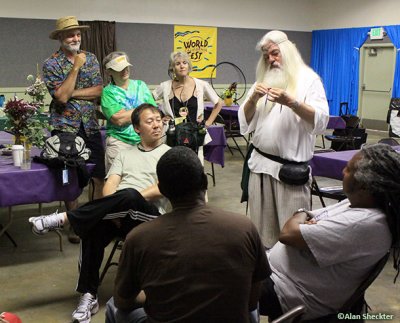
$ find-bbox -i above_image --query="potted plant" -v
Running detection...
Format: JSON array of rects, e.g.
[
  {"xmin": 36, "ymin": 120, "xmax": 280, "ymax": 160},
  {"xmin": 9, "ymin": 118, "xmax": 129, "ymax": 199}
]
[
  {"xmin": 3, "ymin": 97, "xmax": 47, "ymax": 148},
  {"xmin": 221, "ymin": 82, "xmax": 237, "ymax": 106}
]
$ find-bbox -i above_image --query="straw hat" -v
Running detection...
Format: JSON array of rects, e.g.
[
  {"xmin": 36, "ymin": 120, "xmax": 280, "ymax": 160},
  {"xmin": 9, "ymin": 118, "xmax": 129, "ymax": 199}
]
[{"xmin": 49, "ymin": 16, "xmax": 89, "ymax": 40}]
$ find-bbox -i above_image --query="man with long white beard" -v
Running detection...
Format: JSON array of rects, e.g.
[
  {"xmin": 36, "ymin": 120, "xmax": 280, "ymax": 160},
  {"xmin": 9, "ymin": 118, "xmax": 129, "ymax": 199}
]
[
  {"xmin": 238, "ymin": 30, "xmax": 329, "ymax": 248},
  {"xmin": 43, "ymin": 16, "xmax": 105, "ymax": 243}
]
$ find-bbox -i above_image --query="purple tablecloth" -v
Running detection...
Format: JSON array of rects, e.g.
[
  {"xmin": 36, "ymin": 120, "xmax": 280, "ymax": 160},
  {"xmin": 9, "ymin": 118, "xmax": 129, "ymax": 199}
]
[
  {"xmin": 310, "ymin": 146, "xmax": 400, "ymax": 180},
  {"xmin": 0, "ymin": 131, "xmax": 91, "ymax": 207},
  {"xmin": 310, "ymin": 149, "xmax": 358, "ymax": 180},
  {"xmin": 0, "ymin": 156, "xmax": 86, "ymax": 207},
  {"xmin": 205, "ymin": 103, "xmax": 239, "ymax": 117},
  {"xmin": 204, "ymin": 125, "xmax": 226, "ymax": 167}
]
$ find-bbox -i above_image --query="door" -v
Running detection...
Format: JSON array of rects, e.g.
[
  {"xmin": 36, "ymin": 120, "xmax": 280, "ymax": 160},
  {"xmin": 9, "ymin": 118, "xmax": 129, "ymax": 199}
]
[{"xmin": 358, "ymin": 44, "xmax": 396, "ymax": 130}]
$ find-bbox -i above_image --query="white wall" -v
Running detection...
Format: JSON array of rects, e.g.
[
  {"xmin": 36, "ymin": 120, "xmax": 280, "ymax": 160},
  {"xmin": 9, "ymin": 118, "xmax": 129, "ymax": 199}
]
[
  {"xmin": 0, "ymin": 0, "xmax": 313, "ymax": 31},
  {"xmin": 311, "ymin": 0, "xmax": 400, "ymax": 30},
  {"xmin": 3, "ymin": 0, "xmax": 400, "ymax": 31},
  {"xmin": 2, "ymin": 0, "xmax": 400, "ymax": 31}
]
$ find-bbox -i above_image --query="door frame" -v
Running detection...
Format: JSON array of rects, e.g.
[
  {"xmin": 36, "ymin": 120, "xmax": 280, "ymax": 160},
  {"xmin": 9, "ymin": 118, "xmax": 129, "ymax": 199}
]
[{"xmin": 358, "ymin": 43, "xmax": 396, "ymax": 127}]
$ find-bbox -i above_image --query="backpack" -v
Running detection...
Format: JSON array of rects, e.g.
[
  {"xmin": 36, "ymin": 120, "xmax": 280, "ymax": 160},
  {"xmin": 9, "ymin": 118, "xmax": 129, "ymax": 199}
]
[
  {"xmin": 33, "ymin": 132, "xmax": 91, "ymax": 188},
  {"xmin": 166, "ymin": 121, "xmax": 206, "ymax": 153}
]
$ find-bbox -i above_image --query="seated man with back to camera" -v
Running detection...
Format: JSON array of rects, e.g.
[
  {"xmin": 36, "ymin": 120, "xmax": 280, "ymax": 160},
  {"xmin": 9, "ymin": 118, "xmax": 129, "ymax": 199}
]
[
  {"xmin": 29, "ymin": 104, "xmax": 170, "ymax": 323},
  {"xmin": 106, "ymin": 146, "xmax": 271, "ymax": 323},
  {"xmin": 258, "ymin": 144, "xmax": 400, "ymax": 320}
]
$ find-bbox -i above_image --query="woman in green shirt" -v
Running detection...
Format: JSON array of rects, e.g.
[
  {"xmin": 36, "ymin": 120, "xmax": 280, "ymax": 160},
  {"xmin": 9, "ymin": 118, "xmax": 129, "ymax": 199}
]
[{"xmin": 101, "ymin": 52, "xmax": 156, "ymax": 172}]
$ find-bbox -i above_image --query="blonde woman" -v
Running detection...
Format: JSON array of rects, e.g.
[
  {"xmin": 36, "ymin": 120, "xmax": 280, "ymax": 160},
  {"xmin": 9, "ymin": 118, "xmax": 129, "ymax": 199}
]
[{"xmin": 153, "ymin": 51, "xmax": 222, "ymax": 162}]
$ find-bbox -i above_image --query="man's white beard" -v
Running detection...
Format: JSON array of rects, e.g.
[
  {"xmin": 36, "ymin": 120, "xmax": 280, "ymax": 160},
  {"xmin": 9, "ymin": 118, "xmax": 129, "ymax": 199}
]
[
  {"xmin": 255, "ymin": 66, "xmax": 289, "ymax": 115},
  {"xmin": 263, "ymin": 66, "xmax": 288, "ymax": 90},
  {"xmin": 62, "ymin": 41, "xmax": 81, "ymax": 54}
]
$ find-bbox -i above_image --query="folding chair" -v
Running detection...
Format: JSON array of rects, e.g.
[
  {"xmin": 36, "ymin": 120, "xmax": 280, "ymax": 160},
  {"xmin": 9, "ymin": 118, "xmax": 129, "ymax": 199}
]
[
  {"xmin": 325, "ymin": 115, "xmax": 367, "ymax": 151},
  {"xmin": 215, "ymin": 114, "xmax": 246, "ymax": 159},
  {"xmin": 99, "ymin": 237, "xmax": 124, "ymax": 284},
  {"xmin": 311, "ymin": 149, "xmax": 346, "ymax": 208}
]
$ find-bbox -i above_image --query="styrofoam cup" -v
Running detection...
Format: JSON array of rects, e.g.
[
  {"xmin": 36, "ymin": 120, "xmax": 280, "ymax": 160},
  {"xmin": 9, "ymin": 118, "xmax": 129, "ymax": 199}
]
[{"xmin": 12, "ymin": 145, "xmax": 24, "ymax": 167}]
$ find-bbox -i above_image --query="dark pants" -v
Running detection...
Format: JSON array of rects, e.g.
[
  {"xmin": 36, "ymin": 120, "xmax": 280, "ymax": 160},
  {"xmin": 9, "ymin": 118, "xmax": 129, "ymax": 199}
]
[
  {"xmin": 67, "ymin": 188, "xmax": 160, "ymax": 295},
  {"xmin": 258, "ymin": 276, "xmax": 284, "ymax": 320}
]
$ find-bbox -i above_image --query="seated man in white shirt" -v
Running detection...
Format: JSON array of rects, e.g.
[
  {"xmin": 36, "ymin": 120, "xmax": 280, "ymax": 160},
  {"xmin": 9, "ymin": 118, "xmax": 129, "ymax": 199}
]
[
  {"xmin": 259, "ymin": 144, "xmax": 400, "ymax": 320},
  {"xmin": 29, "ymin": 103, "xmax": 170, "ymax": 323}
]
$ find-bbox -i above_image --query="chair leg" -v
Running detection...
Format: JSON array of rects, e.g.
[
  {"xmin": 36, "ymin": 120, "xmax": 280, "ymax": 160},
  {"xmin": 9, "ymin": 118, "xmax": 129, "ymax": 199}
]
[
  {"xmin": 0, "ymin": 224, "xmax": 17, "ymax": 247},
  {"xmin": 311, "ymin": 179, "xmax": 327, "ymax": 208},
  {"xmin": 231, "ymin": 136, "xmax": 245, "ymax": 159},
  {"xmin": 54, "ymin": 229, "xmax": 63, "ymax": 252},
  {"xmin": 206, "ymin": 163, "xmax": 216, "ymax": 187},
  {"xmin": 99, "ymin": 239, "xmax": 121, "ymax": 284}
]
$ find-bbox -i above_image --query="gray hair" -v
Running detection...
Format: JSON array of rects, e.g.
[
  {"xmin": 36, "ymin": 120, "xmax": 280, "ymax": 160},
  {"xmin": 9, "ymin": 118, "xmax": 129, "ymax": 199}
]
[
  {"xmin": 355, "ymin": 143, "xmax": 400, "ymax": 281},
  {"xmin": 255, "ymin": 30, "xmax": 306, "ymax": 86},
  {"xmin": 168, "ymin": 51, "xmax": 193, "ymax": 77}
]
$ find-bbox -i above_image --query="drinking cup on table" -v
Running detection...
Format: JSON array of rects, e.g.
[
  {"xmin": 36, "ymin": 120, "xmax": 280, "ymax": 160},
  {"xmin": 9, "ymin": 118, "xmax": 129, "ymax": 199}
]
[
  {"xmin": 21, "ymin": 145, "xmax": 32, "ymax": 170},
  {"xmin": 11, "ymin": 145, "xmax": 23, "ymax": 167}
]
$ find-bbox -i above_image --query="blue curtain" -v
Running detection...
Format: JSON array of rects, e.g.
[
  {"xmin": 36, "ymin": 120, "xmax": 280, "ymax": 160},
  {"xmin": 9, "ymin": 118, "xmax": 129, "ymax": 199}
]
[
  {"xmin": 311, "ymin": 27, "xmax": 370, "ymax": 115},
  {"xmin": 385, "ymin": 25, "xmax": 400, "ymax": 98}
]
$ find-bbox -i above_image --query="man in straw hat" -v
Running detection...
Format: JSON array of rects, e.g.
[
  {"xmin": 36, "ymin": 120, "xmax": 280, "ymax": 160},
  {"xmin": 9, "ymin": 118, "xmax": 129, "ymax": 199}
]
[
  {"xmin": 43, "ymin": 16, "xmax": 105, "ymax": 243},
  {"xmin": 238, "ymin": 30, "xmax": 329, "ymax": 248}
]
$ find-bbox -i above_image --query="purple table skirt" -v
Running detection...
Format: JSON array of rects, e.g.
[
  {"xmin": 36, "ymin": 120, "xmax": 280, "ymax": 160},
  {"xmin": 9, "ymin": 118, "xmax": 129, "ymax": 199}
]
[
  {"xmin": 310, "ymin": 146, "xmax": 400, "ymax": 180},
  {"xmin": 310, "ymin": 149, "xmax": 358, "ymax": 180},
  {"xmin": 204, "ymin": 125, "xmax": 226, "ymax": 167},
  {"xmin": 0, "ymin": 131, "xmax": 93, "ymax": 207},
  {"xmin": 0, "ymin": 156, "xmax": 87, "ymax": 207},
  {"xmin": 205, "ymin": 103, "xmax": 239, "ymax": 117}
]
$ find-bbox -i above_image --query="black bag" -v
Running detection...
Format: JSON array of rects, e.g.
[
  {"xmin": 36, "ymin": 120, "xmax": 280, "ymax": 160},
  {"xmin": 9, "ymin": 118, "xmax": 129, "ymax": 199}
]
[
  {"xmin": 166, "ymin": 121, "xmax": 206, "ymax": 153},
  {"xmin": 253, "ymin": 146, "xmax": 310, "ymax": 186},
  {"xmin": 278, "ymin": 163, "xmax": 310, "ymax": 185},
  {"xmin": 33, "ymin": 132, "xmax": 91, "ymax": 188}
]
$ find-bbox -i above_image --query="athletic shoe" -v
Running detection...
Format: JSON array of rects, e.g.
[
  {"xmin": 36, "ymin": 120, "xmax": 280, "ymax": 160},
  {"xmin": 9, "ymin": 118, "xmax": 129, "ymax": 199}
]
[
  {"xmin": 72, "ymin": 293, "xmax": 99, "ymax": 323},
  {"xmin": 28, "ymin": 211, "xmax": 63, "ymax": 235}
]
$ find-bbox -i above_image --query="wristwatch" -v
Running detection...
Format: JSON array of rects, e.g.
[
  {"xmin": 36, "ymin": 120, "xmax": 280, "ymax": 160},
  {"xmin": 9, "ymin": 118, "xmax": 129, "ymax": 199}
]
[{"xmin": 293, "ymin": 208, "xmax": 314, "ymax": 218}]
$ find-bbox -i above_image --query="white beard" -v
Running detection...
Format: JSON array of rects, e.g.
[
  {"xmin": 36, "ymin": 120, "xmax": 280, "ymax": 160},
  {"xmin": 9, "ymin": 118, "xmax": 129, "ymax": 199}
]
[
  {"xmin": 263, "ymin": 66, "xmax": 288, "ymax": 90},
  {"xmin": 255, "ymin": 66, "xmax": 288, "ymax": 114},
  {"xmin": 62, "ymin": 41, "xmax": 81, "ymax": 54}
]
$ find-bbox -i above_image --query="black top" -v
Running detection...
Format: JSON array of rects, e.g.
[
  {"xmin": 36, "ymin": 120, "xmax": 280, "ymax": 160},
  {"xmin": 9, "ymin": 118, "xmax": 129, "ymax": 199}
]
[{"xmin": 169, "ymin": 85, "xmax": 198, "ymax": 123}]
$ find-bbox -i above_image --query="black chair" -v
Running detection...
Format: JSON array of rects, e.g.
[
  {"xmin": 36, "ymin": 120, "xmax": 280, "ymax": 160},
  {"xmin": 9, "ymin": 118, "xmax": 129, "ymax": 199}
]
[
  {"xmin": 214, "ymin": 113, "xmax": 246, "ymax": 159},
  {"xmin": 311, "ymin": 149, "xmax": 346, "ymax": 208},
  {"xmin": 99, "ymin": 237, "xmax": 124, "ymax": 284},
  {"xmin": 269, "ymin": 250, "xmax": 391, "ymax": 322},
  {"xmin": 325, "ymin": 115, "xmax": 367, "ymax": 151},
  {"xmin": 311, "ymin": 177, "xmax": 346, "ymax": 208}
]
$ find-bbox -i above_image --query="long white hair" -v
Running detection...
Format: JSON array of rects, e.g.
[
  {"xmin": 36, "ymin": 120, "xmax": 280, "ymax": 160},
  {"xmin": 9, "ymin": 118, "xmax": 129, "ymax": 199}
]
[{"xmin": 255, "ymin": 30, "xmax": 307, "ymax": 96}]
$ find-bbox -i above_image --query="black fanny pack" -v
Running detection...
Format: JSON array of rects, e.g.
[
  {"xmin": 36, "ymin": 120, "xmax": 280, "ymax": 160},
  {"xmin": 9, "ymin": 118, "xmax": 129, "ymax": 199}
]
[{"xmin": 253, "ymin": 146, "xmax": 310, "ymax": 185}]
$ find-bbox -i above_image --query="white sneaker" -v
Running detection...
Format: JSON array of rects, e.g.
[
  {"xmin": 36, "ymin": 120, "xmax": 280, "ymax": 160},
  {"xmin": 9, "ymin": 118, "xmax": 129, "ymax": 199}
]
[
  {"xmin": 29, "ymin": 211, "xmax": 64, "ymax": 235},
  {"xmin": 72, "ymin": 293, "xmax": 99, "ymax": 323}
]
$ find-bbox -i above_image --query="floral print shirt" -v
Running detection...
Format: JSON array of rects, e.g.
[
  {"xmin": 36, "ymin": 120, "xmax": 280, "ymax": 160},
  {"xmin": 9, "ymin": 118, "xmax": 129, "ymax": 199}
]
[{"xmin": 43, "ymin": 49, "xmax": 103, "ymax": 135}]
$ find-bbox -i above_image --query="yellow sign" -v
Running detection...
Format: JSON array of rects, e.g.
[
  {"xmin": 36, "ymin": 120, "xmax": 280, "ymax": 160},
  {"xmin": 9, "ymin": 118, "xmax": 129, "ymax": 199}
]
[{"xmin": 174, "ymin": 25, "xmax": 217, "ymax": 78}]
